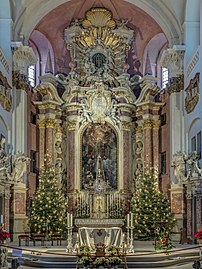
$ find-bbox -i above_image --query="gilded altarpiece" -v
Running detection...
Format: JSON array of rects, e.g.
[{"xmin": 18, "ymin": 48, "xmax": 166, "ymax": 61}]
[{"xmin": 34, "ymin": 8, "xmax": 163, "ymax": 223}]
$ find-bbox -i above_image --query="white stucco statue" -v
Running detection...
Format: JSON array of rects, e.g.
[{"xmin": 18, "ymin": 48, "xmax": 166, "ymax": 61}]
[
  {"xmin": 10, "ymin": 152, "xmax": 30, "ymax": 183},
  {"xmin": 171, "ymin": 151, "xmax": 187, "ymax": 184},
  {"xmin": 186, "ymin": 151, "xmax": 202, "ymax": 178}
]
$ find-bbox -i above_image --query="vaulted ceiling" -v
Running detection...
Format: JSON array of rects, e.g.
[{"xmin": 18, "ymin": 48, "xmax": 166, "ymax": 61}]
[
  {"xmin": 32, "ymin": 0, "xmax": 163, "ymax": 70},
  {"xmin": 11, "ymin": 0, "xmax": 187, "ymax": 74}
]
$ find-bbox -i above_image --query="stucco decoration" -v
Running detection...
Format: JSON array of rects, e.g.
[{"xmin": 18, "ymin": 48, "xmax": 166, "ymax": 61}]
[
  {"xmin": 135, "ymin": 75, "xmax": 160, "ymax": 104},
  {"xmin": 160, "ymin": 45, "xmax": 185, "ymax": 78},
  {"xmin": 13, "ymin": 45, "xmax": 37, "ymax": 75},
  {"xmin": 35, "ymin": 80, "xmax": 63, "ymax": 104},
  {"xmin": 185, "ymin": 73, "xmax": 200, "ymax": 114},
  {"xmin": 0, "ymin": 71, "xmax": 12, "ymax": 111},
  {"xmin": 171, "ymin": 150, "xmax": 202, "ymax": 184}
]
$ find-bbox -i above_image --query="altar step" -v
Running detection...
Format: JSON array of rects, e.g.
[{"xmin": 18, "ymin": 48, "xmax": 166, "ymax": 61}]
[{"xmin": 9, "ymin": 249, "xmax": 200, "ymax": 268}]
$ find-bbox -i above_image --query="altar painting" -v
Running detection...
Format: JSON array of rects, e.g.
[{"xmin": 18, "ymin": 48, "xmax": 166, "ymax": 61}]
[{"xmin": 82, "ymin": 124, "xmax": 117, "ymax": 190}]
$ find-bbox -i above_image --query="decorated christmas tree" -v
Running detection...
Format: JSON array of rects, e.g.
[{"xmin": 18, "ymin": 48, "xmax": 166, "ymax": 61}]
[
  {"xmin": 29, "ymin": 157, "xmax": 67, "ymax": 235},
  {"xmin": 131, "ymin": 169, "xmax": 175, "ymax": 246}
]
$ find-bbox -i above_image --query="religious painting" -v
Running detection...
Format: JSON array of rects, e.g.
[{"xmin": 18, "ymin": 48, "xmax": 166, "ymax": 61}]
[{"xmin": 82, "ymin": 123, "xmax": 117, "ymax": 190}]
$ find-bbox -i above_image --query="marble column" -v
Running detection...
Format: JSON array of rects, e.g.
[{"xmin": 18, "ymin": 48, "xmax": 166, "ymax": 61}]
[
  {"xmin": 67, "ymin": 121, "xmax": 77, "ymax": 192},
  {"xmin": 37, "ymin": 118, "xmax": 46, "ymax": 169},
  {"xmin": 143, "ymin": 119, "xmax": 153, "ymax": 167},
  {"xmin": 152, "ymin": 120, "xmax": 160, "ymax": 170},
  {"xmin": 45, "ymin": 119, "xmax": 56, "ymax": 158},
  {"xmin": 4, "ymin": 187, "xmax": 11, "ymax": 231},
  {"xmin": 122, "ymin": 122, "xmax": 131, "ymax": 192}
]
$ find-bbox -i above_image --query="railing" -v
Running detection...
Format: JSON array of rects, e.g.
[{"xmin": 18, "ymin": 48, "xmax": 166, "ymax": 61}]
[{"xmin": 74, "ymin": 191, "xmax": 125, "ymax": 219}]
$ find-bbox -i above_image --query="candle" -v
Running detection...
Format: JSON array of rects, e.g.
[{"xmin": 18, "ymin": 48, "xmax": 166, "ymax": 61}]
[
  {"xmin": 131, "ymin": 213, "xmax": 133, "ymax": 227},
  {"xmin": 67, "ymin": 213, "xmax": 69, "ymax": 228},
  {"xmin": 123, "ymin": 233, "xmax": 125, "ymax": 243},
  {"xmin": 76, "ymin": 233, "xmax": 79, "ymax": 242},
  {"xmin": 70, "ymin": 214, "xmax": 73, "ymax": 227},
  {"xmin": 0, "ymin": 215, "xmax": 3, "ymax": 224},
  {"xmin": 127, "ymin": 214, "xmax": 130, "ymax": 227}
]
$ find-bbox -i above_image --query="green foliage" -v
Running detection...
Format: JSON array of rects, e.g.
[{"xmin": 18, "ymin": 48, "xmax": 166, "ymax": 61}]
[
  {"xmin": 131, "ymin": 171, "xmax": 176, "ymax": 240},
  {"xmin": 29, "ymin": 158, "xmax": 67, "ymax": 235},
  {"xmin": 154, "ymin": 227, "xmax": 175, "ymax": 251},
  {"xmin": 94, "ymin": 257, "xmax": 109, "ymax": 267}
]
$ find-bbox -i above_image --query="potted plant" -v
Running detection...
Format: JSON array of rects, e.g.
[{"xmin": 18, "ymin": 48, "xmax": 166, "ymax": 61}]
[
  {"xmin": 108, "ymin": 256, "xmax": 122, "ymax": 268},
  {"xmin": 194, "ymin": 230, "xmax": 202, "ymax": 244},
  {"xmin": 93, "ymin": 257, "xmax": 109, "ymax": 268},
  {"xmin": 79, "ymin": 245, "xmax": 92, "ymax": 269},
  {"xmin": 80, "ymin": 256, "xmax": 92, "ymax": 269},
  {"xmin": 0, "ymin": 224, "xmax": 10, "ymax": 244},
  {"xmin": 107, "ymin": 245, "xmax": 122, "ymax": 268},
  {"xmin": 154, "ymin": 227, "xmax": 174, "ymax": 251}
]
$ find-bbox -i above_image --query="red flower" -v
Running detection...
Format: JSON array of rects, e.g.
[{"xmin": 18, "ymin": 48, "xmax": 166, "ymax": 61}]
[
  {"xmin": 0, "ymin": 230, "xmax": 10, "ymax": 241},
  {"xmin": 194, "ymin": 230, "xmax": 202, "ymax": 240}
]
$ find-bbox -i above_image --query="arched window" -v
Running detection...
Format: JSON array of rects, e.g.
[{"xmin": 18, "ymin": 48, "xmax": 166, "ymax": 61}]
[
  {"xmin": 28, "ymin": 65, "xmax": 36, "ymax": 87},
  {"xmin": 161, "ymin": 67, "xmax": 168, "ymax": 89}
]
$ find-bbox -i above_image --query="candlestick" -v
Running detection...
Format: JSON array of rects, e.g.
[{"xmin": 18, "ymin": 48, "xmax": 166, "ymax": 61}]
[
  {"xmin": 67, "ymin": 213, "xmax": 69, "ymax": 228},
  {"xmin": 127, "ymin": 213, "xmax": 130, "ymax": 227},
  {"xmin": 131, "ymin": 212, "xmax": 133, "ymax": 227},
  {"xmin": 76, "ymin": 232, "xmax": 79, "ymax": 242},
  {"xmin": 70, "ymin": 213, "xmax": 73, "ymax": 227}
]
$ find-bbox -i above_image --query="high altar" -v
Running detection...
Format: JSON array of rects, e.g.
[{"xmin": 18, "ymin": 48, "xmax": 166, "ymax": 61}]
[{"xmin": 34, "ymin": 8, "xmax": 163, "ymax": 232}]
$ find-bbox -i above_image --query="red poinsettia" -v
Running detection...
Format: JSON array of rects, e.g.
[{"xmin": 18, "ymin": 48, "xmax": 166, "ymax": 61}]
[
  {"xmin": 194, "ymin": 230, "xmax": 202, "ymax": 240},
  {"xmin": 0, "ymin": 224, "xmax": 10, "ymax": 242},
  {"xmin": 0, "ymin": 230, "xmax": 10, "ymax": 241}
]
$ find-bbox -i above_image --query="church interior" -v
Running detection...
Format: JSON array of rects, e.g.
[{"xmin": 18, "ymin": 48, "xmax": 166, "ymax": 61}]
[{"xmin": 0, "ymin": 0, "xmax": 202, "ymax": 268}]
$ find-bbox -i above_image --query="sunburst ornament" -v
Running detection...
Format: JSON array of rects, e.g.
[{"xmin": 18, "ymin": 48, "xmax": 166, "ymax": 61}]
[{"xmin": 82, "ymin": 8, "xmax": 116, "ymax": 29}]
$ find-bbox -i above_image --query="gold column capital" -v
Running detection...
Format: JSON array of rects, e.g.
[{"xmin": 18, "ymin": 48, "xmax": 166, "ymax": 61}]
[
  {"xmin": 143, "ymin": 119, "xmax": 152, "ymax": 129},
  {"xmin": 56, "ymin": 126, "xmax": 64, "ymax": 134},
  {"xmin": 122, "ymin": 121, "xmax": 131, "ymax": 131},
  {"xmin": 37, "ymin": 119, "xmax": 46, "ymax": 128},
  {"xmin": 46, "ymin": 118, "xmax": 57, "ymax": 128},
  {"xmin": 67, "ymin": 121, "xmax": 77, "ymax": 131},
  {"xmin": 153, "ymin": 119, "xmax": 161, "ymax": 129}
]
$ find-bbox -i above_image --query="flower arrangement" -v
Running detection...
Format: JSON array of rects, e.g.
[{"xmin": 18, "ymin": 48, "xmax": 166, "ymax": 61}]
[
  {"xmin": 79, "ymin": 245, "xmax": 90, "ymax": 255},
  {"xmin": 0, "ymin": 224, "xmax": 10, "ymax": 242},
  {"xmin": 93, "ymin": 257, "xmax": 109, "ymax": 268},
  {"xmin": 108, "ymin": 256, "xmax": 122, "ymax": 267},
  {"xmin": 154, "ymin": 227, "xmax": 174, "ymax": 251},
  {"xmin": 80, "ymin": 256, "xmax": 92, "ymax": 267},
  {"xmin": 106, "ymin": 245, "xmax": 120, "ymax": 255},
  {"xmin": 106, "ymin": 245, "xmax": 122, "ymax": 268},
  {"xmin": 194, "ymin": 230, "xmax": 202, "ymax": 240},
  {"xmin": 79, "ymin": 245, "xmax": 92, "ymax": 268}
]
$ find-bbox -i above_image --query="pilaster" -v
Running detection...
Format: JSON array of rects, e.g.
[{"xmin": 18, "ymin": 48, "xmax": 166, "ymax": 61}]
[
  {"xmin": 171, "ymin": 183, "xmax": 186, "ymax": 241},
  {"xmin": 67, "ymin": 121, "xmax": 77, "ymax": 191},
  {"xmin": 10, "ymin": 183, "xmax": 28, "ymax": 242},
  {"xmin": 122, "ymin": 122, "xmax": 131, "ymax": 191}
]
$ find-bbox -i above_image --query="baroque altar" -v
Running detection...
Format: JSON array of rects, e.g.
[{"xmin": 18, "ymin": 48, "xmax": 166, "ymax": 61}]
[{"xmin": 34, "ymin": 8, "xmax": 163, "ymax": 228}]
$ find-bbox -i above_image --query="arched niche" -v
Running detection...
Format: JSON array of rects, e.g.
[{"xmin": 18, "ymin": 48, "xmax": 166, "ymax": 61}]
[{"xmin": 81, "ymin": 123, "xmax": 118, "ymax": 191}]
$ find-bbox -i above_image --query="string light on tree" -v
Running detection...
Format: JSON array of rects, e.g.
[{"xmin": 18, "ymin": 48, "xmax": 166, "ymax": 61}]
[
  {"xmin": 131, "ymin": 168, "xmax": 176, "ymax": 243},
  {"xmin": 29, "ymin": 155, "xmax": 67, "ymax": 235}
]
